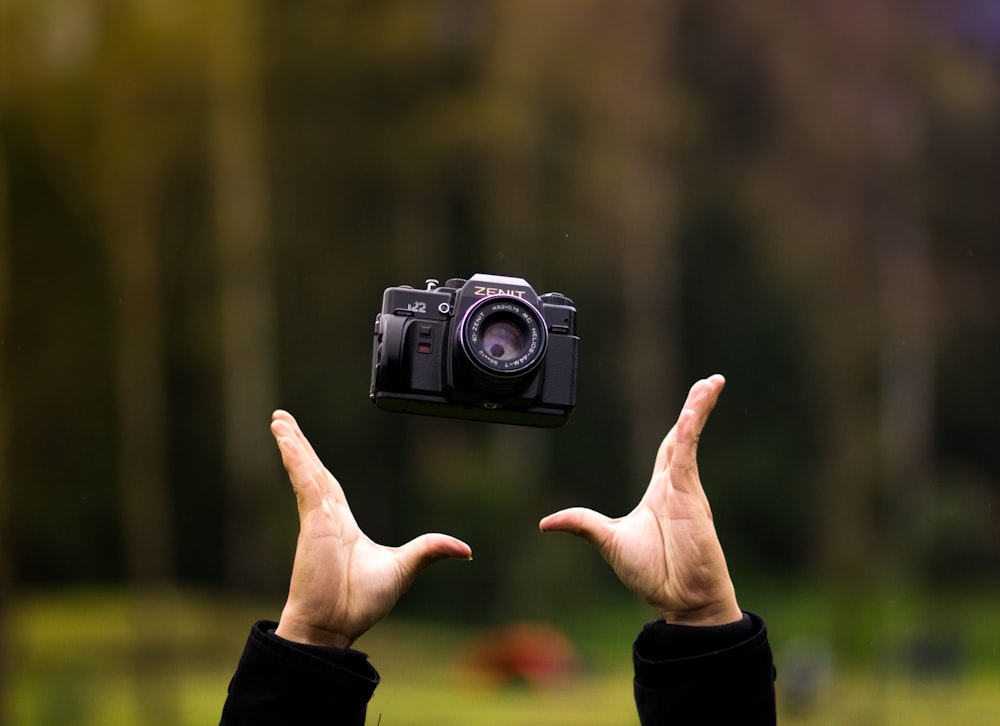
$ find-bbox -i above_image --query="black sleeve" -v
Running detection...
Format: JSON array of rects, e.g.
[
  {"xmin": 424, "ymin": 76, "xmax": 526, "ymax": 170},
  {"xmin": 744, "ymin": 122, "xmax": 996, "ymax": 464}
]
[
  {"xmin": 220, "ymin": 621, "xmax": 380, "ymax": 726},
  {"xmin": 633, "ymin": 611, "xmax": 776, "ymax": 725}
]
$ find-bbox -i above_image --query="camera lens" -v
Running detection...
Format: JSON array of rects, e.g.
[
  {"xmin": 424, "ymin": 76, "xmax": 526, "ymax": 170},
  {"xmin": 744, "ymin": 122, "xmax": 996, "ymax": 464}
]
[{"xmin": 458, "ymin": 296, "xmax": 547, "ymax": 393}]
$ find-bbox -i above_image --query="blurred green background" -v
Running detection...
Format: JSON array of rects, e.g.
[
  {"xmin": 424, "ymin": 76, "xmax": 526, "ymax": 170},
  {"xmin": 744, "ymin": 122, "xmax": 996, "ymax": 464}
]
[{"xmin": 1, "ymin": 1, "xmax": 999, "ymax": 724}]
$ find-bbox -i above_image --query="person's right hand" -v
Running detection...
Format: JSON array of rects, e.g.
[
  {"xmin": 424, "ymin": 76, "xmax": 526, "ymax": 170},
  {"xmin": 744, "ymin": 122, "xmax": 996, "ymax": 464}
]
[
  {"xmin": 270, "ymin": 410, "xmax": 472, "ymax": 649},
  {"xmin": 540, "ymin": 375, "xmax": 742, "ymax": 626}
]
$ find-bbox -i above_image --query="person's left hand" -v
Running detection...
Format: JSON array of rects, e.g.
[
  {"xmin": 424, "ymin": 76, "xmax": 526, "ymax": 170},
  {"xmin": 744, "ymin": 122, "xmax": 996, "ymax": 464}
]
[
  {"xmin": 539, "ymin": 375, "xmax": 742, "ymax": 626},
  {"xmin": 271, "ymin": 410, "xmax": 472, "ymax": 648}
]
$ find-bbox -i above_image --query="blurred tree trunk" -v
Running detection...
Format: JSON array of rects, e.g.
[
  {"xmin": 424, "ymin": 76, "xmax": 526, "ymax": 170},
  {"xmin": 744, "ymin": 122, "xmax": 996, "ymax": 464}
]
[
  {"xmin": 96, "ymin": 8, "xmax": 178, "ymax": 722},
  {"xmin": 878, "ymin": 217, "xmax": 934, "ymax": 562},
  {"xmin": 206, "ymin": 0, "xmax": 281, "ymax": 591},
  {"xmin": 93, "ymin": 3, "xmax": 175, "ymax": 593},
  {"xmin": 0, "ymin": 98, "xmax": 11, "ymax": 726},
  {"xmin": 102, "ymin": 157, "xmax": 173, "ymax": 588},
  {"xmin": 99, "ymin": 116, "xmax": 179, "ymax": 726},
  {"xmin": 870, "ymin": 24, "xmax": 934, "ymax": 568},
  {"xmin": 605, "ymin": 3, "xmax": 681, "ymax": 493}
]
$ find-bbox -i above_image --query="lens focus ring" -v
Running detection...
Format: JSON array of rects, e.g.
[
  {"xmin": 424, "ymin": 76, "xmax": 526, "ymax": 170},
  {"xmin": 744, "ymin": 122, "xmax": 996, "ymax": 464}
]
[{"xmin": 458, "ymin": 297, "xmax": 547, "ymax": 388}]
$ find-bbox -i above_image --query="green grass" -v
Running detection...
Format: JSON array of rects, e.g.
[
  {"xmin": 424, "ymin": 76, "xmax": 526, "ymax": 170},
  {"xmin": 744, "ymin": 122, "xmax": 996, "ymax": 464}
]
[{"xmin": 3, "ymin": 586, "xmax": 1000, "ymax": 725}]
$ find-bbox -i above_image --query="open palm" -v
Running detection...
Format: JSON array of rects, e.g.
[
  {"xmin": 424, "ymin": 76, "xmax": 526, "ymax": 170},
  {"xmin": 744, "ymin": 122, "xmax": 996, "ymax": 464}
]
[
  {"xmin": 540, "ymin": 375, "xmax": 741, "ymax": 626},
  {"xmin": 271, "ymin": 410, "xmax": 472, "ymax": 648}
]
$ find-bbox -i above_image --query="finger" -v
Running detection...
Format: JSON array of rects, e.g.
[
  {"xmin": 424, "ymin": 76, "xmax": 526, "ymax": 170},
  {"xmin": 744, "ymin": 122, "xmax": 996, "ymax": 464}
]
[
  {"xmin": 271, "ymin": 411, "xmax": 344, "ymax": 502},
  {"xmin": 681, "ymin": 374, "xmax": 725, "ymax": 418},
  {"xmin": 651, "ymin": 375, "xmax": 726, "ymax": 473},
  {"xmin": 271, "ymin": 424, "xmax": 325, "ymax": 515},
  {"xmin": 271, "ymin": 416, "xmax": 350, "ymax": 518},
  {"xmin": 668, "ymin": 375, "xmax": 725, "ymax": 495},
  {"xmin": 272, "ymin": 410, "xmax": 324, "ymax": 470},
  {"xmin": 644, "ymin": 376, "xmax": 724, "ymax": 496},
  {"xmin": 539, "ymin": 507, "xmax": 615, "ymax": 550},
  {"xmin": 650, "ymin": 423, "xmax": 678, "ymax": 480},
  {"xmin": 395, "ymin": 533, "xmax": 474, "ymax": 579}
]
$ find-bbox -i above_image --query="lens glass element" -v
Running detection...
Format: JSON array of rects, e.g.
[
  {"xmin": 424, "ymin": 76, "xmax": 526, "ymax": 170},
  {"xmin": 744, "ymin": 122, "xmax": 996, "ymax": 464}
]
[{"xmin": 481, "ymin": 320, "xmax": 524, "ymax": 361}]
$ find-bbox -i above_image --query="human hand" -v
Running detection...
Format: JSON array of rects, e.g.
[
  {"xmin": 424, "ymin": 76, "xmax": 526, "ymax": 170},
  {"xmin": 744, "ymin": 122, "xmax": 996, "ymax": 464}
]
[
  {"xmin": 539, "ymin": 375, "xmax": 742, "ymax": 626},
  {"xmin": 270, "ymin": 410, "xmax": 472, "ymax": 648}
]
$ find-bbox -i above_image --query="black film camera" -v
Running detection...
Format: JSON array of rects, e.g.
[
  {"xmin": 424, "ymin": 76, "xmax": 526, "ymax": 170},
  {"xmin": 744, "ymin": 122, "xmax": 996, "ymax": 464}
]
[{"xmin": 370, "ymin": 274, "xmax": 578, "ymax": 427}]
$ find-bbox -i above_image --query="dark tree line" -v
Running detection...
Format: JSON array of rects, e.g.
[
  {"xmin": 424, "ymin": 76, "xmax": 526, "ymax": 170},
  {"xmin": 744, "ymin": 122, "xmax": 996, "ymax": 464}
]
[{"xmin": 1, "ymin": 0, "xmax": 998, "ymax": 634}]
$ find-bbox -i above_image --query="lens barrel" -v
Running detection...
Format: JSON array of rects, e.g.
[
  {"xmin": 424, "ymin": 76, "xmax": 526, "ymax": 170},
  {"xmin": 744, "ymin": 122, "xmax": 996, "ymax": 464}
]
[{"xmin": 457, "ymin": 296, "xmax": 547, "ymax": 393}]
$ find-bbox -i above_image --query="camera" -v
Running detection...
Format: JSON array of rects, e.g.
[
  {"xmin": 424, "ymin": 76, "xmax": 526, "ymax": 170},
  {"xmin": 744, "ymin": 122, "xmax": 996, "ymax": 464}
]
[{"xmin": 370, "ymin": 273, "xmax": 578, "ymax": 427}]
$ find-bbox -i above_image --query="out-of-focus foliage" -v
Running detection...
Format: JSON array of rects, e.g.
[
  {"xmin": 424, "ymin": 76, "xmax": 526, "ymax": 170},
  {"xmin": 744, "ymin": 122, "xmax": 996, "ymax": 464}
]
[
  {"xmin": 1, "ymin": 0, "xmax": 999, "ymax": 626},
  {"xmin": 7, "ymin": 588, "xmax": 1000, "ymax": 725}
]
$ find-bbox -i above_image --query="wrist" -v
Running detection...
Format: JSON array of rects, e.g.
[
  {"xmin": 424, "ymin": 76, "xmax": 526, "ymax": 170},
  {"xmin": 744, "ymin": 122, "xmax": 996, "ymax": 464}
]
[
  {"xmin": 275, "ymin": 613, "xmax": 354, "ymax": 649},
  {"xmin": 660, "ymin": 597, "xmax": 743, "ymax": 627}
]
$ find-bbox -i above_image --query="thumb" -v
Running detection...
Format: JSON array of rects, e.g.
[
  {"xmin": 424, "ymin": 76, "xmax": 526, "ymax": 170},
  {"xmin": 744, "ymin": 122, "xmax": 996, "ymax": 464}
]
[
  {"xmin": 395, "ymin": 533, "xmax": 473, "ymax": 577},
  {"xmin": 539, "ymin": 507, "xmax": 614, "ymax": 549}
]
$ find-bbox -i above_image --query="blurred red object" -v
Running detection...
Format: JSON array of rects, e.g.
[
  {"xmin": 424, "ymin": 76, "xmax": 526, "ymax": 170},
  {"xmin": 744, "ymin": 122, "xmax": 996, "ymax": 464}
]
[{"xmin": 455, "ymin": 622, "xmax": 583, "ymax": 690}]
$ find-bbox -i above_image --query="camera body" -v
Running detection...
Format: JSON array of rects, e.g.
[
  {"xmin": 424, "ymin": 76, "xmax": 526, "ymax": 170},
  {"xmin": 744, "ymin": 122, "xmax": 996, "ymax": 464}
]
[{"xmin": 370, "ymin": 273, "xmax": 578, "ymax": 427}]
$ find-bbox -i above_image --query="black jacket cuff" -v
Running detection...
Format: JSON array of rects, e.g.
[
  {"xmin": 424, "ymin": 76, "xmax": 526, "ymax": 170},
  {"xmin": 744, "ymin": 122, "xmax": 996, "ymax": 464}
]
[
  {"xmin": 632, "ymin": 611, "xmax": 776, "ymax": 725},
  {"xmin": 220, "ymin": 620, "xmax": 379, "ymax": 726}
]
